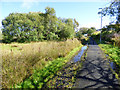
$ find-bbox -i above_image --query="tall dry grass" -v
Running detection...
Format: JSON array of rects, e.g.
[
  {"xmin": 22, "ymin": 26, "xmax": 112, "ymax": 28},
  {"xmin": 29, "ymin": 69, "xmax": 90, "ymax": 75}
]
[
  {"xmin": 2, "ymin": 38, "xmax": 81, "ymax": 88},
  {"xmin": 112, "ymin": 33, "xmax": 120, "ymax": 48}
]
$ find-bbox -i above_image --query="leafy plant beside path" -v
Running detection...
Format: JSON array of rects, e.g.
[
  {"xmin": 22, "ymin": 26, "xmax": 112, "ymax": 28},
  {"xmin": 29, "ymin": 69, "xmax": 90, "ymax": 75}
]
[
  {"xmin": 99, "ymin": 44, "xmax": 120, "ymax": 78},
  {"xmin": 13, "ymin": 44, "xmax": 83, "ymax": 88},
  {"xmin": 2, "ymin": 39, "xmax": 81, "ymax": 88}
]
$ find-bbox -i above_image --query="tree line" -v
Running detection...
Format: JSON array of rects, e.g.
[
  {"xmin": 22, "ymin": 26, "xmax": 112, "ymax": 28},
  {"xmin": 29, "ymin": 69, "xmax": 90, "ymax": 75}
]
[
  {"xmin": 76, "ymin": 27, "xmax": 96, "ymax": 40},
  {"xmin": 2, "ymin": 7, "xmax": 79, "ymax": 43}
]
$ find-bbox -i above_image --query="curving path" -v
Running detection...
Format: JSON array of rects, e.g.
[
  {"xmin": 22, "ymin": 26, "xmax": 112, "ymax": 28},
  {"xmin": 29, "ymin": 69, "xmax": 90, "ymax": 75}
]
[{"xmin": 73, "ymin": 37, "xmax": 120, "ymax": 89}]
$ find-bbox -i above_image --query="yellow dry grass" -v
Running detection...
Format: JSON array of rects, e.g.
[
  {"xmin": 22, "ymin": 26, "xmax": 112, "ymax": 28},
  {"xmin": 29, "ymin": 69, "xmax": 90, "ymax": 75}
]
[{"xmin": 1, "ymin": 38, "xmax": 81, "ymax": 88}]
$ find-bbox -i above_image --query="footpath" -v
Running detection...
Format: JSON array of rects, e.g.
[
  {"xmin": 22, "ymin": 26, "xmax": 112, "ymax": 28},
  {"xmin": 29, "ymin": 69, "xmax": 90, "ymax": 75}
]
[{"xmin": 74, "ymin": 37, "xmax": 120, "ymax": 89}]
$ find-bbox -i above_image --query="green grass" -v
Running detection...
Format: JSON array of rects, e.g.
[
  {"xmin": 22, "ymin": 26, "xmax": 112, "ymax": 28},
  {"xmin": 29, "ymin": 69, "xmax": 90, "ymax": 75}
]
[
  {"xmin": 99, "ymin": 44, "xmax": 120, "ymax": 78},
  {"xmin": 99, "ymin": 44, "xmax": 120, "ymax": 66},
  {"xmin": 45, "ymin": 45, "xmax": 87, "ymax": 88},
  {"xmin": 2, "ymin": 38, "xmax": 82, "ymax": 88},
  {"xmin": 13, "ymin": 44, "xmax": 83, "ymax": 88}
]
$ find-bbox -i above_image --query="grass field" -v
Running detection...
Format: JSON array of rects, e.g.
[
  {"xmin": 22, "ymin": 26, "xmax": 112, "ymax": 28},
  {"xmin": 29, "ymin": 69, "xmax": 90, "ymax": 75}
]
[{"xmin": 1, "ymin": 38, "xmax": 82, "ymax": 88}]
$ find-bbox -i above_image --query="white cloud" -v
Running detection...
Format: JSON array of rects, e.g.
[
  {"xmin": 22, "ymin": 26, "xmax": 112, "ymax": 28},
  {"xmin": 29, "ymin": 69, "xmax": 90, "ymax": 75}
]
[
  {"xmin": 1, "ymin": 0, "xmax": 111, "ymax": 2},
  {"xmin": 80, "ymin": 22, "xmax": 110, "ymax": 29},
  {"xmin": 21, "ymin": 0, "xmax": 39, "ymax": 9},
  {"xmin": 80, "ymin": 16, "xmax": 110, "ymax": 29}
]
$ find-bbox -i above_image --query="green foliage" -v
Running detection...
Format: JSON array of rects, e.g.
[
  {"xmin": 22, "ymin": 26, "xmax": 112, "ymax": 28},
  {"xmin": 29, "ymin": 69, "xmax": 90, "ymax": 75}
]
[
  {"xmin": 79, "ymin": 27, "xmax": 88, "ymax": 35},
  {"xmin": 99, "ymin": 44, "xmax": 120, "ymax": 68},
  {"xmin": 2, "ymin": 7, "xmax": 78, "ymax": 43},
  {"xmin": 98, "ymin": 0, "xmax": 120, "ymax": 24},
  {"xmin": 57, "ymin": 18, "xmax": 75, "ymax": 40},
  {"xmin": 87, "ymin": 28, "xmax": 95, "ymax": 36},
  {"xmin": 75, "ymin": 31, "xmax": 82, "ymax": 40},
  {"xmin": 99, "ymin": 44, "xmax": 120, "ymax": 79},
  {"xmin": 14, "ymin": 44, "xmax": 83, "ymax": 88},
  {"xmin": 46, "ymin": 32, "xmax": 59, "ymax": 40},
  {"xmin": 2, "ymin": 39, "xmax": 81, "ymax": 88},
  {"xmin": 79, "ymin": 27, "xmax": 96, "ymax": 35},
  {"xmin": 76, "ymin": 27, "xmax": 96, "ymax": 40},
  {"xmin": 74, "ymin": 18, "xmax": 79, "ymax": 27},
  {"xmin": 93, "ymin": 24, "xmax": 120, "ymax": 45},
  {"xmin": 102, "ymin": 24, "xmax": 120, "ymax": 33}
]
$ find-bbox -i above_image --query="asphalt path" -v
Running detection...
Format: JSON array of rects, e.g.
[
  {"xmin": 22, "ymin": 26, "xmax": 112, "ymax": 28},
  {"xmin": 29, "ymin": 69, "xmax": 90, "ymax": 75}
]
[{"xmin": 73, "ymin": 37, "xmax": 120, "ymax": 89}]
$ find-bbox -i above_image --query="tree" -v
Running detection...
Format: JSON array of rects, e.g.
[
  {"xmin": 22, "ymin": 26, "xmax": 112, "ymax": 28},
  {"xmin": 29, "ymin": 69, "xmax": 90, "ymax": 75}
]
[
  {"xmin": 79, "ymin": 27, "xmax": 88, "ymax": 34},
  {"xmin": 44, "ymin": 7, "xmax": 58, "ymax": 40},
  {"xmin": 2, "ymin": 7, "xmax": 77, "ymax": 43},
  {"xmin": 87, "ymin": 27, "xmax": 96, "ymax": 36},
  {"xmin": 59, "ymin": 25, "xmax": 71, "ymax": 40},
  {"xmin": 102, "ymin": 24, "xmax": 120, "ymax": 33},
  {"xmin": 74, "ymin": 18, "xmax": 79, "ymax": 31},
  {"xmin": 75, "ymin": 31, "xmax": 82, "ymax": 40},
  {"xmin": 65, "ymin": 18, "xmax": 75, "ymax": 38},
  {"xmin": 87, "ymin": 29, "xmax": 94, "ymax": 36},
  {"xmin": 98, "ymin": 0, "xmax": 120, "ymax": 24},
  {"xmin": 91, "ymin": 27, "xmax": 96, "ymax": 31}
]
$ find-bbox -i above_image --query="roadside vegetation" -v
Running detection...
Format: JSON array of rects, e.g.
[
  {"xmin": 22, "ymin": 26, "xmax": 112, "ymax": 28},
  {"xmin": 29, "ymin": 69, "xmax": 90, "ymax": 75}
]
[
  {"xmin": 3, "ymin": 1, "xmax": 120, "ymax": 88},
  {"xmin": 2, "ymin": 39, "xmax": 82, "ymax": 88},
  {"xmin": 0, "ymin": 31, "xmax": 2, "ymax": 40},
  {"xmin": 76, "ymin": 27, "xmax": 96, "ymax": 45},
  {"xmin": 99, "ymin": 44, "xmax": 120, "ymax": 74},
  {"xmin": 14, "ymin": 44, "xmax": 83, "ymax": 88},
  {"xmin": 76, "ymin": 27, "xmax": 96, "ymax": 40},
  {"xmin": 1, "ymin": 6, "xmax": 95, "ymax": 88},
  {"xmin": 92, "ymin": 29, "xmax": 120, "ymax": 78},
  {"xmin": 0, "ymin": 6, "xmax": 86, "ymax": 88}
]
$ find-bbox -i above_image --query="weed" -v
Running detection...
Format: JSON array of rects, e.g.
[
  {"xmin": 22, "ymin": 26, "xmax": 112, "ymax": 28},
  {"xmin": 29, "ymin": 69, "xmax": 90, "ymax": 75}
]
[
  {"xmin": 99, "ymin": 44, "xmax": 120, "ymax": 78},
  {"xmin": 2, "ymin": 39, "xmax": 81, "ymax": 88},
  {"xmin": 14, "ymin": 44, "xmax": 82, "ymax": 88}
]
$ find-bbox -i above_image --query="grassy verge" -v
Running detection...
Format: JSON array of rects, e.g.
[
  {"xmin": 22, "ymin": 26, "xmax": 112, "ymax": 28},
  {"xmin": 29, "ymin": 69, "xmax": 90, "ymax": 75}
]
[
  {"xmin": 2, "ymin": 38, "xmax": 82, "ymax": 88},
  {"xmin": 14, "ymin": 44, "xmax": 83, "ymax": 88},
  {"xmin": 45, "ymin": 46, "xmax": 87, "ymax": 88},
  {"xmin": 99, "ymin": 44, "xmax": 120, "ymax": 77}
]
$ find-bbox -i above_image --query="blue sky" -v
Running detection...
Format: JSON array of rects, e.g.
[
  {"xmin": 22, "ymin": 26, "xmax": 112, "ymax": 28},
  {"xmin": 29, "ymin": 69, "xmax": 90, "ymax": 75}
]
[{"xmin": 0, "ymin": 0, "xmax": 112, "ymax": 30}]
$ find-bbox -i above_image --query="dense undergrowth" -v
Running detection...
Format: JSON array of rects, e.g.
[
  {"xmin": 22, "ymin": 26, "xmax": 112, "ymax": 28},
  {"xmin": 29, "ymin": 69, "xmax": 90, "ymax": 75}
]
[
  {"xmin": 2, "ymin": 38, "xmax": 82, "ymax": 88},
  {"xmin": 13, "ymin": 42, "xmax": 83, "ymax": 88},
  {"xmin": 99, "ymin": 44, "xmax": 120, "ymax": 77},
  {"xmin": 45, "ymin": 46, "xmax": 88, "ymax": 88}
]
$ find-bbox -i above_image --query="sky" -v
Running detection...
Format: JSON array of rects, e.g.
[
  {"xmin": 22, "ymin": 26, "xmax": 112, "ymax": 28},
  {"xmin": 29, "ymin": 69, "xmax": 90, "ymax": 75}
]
[{"xmin": 0, "ymin": 0, "xmax": 112, "ymax": 30}]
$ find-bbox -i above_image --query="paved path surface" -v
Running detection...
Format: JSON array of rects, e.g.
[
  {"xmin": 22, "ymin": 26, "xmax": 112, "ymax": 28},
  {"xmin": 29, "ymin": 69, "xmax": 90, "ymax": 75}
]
[{"xmin": 74, "ymin": 37, "xmax": 120, "ymax": 89}]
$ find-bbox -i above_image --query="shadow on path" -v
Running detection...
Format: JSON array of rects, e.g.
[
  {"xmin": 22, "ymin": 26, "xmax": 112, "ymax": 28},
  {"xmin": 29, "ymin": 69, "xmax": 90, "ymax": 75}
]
[
  {"xmin": 74, "ymin": 37, "xmax": 120, "ymax": 89},
  {"xmin": 89, "ymin": 37, "xmax": 97, "ymax": 45}
]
